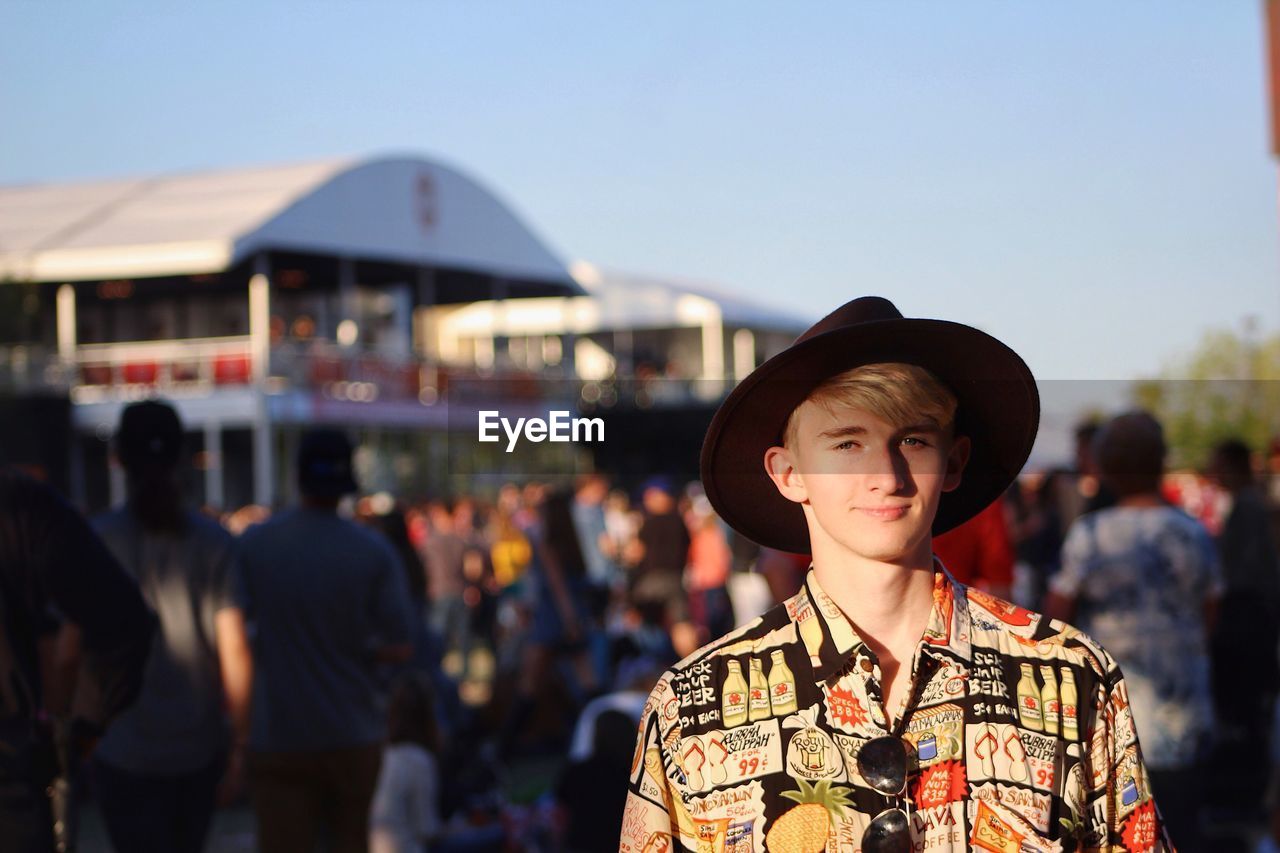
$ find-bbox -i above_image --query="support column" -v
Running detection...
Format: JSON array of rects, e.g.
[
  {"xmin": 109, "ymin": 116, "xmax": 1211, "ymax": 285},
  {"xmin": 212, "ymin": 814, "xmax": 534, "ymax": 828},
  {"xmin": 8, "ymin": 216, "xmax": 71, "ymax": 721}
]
[
  {"xmin": 415, "ymin": 267, "xmax": 436, "ymax": 358},
  {"xmin": 203, "ymin": 420, "xmax": 224, "ymax": 510},
  {"xmin": 558, "ymin": 296, "xmax": 576, "ymax": 378},
  {"xmin": 492, "ymin": 278, "xmax": 510, "ymax": 368},
  {"xmin": 249, "ymin": 256, "xmax": 274, "ymax": 507},
  {"xmin": 338, "ymin": 257, "xmax": 358, "ymax": 346},
  {"xmin": 733, "ymin": 328, "xmax": 756, "ymax": 381},
  {"xmin": 700, "ymin": 302, "xmax": 725, "ymax": 387},
  {"xmin": 56, "ymin": 284, "xmax": 77, "ymax": 363}
]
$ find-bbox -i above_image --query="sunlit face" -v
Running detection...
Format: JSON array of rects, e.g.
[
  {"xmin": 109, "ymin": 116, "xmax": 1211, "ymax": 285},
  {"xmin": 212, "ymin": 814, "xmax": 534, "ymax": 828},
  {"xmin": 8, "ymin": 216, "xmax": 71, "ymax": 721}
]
[{"xmin": 764, "ymin": 401, "xmax": 969, "ymax": 568}]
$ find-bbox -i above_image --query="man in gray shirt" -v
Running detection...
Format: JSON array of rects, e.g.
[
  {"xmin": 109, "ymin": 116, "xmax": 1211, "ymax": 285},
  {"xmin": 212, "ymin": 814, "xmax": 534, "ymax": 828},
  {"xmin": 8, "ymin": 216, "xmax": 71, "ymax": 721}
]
[
  {"xmin": 238, "ymin": 429, "xmax": 414, "ymax": 853},
  {"xmin": 90, "ymin": 400, "xmax": 252, "ymax": 853}
]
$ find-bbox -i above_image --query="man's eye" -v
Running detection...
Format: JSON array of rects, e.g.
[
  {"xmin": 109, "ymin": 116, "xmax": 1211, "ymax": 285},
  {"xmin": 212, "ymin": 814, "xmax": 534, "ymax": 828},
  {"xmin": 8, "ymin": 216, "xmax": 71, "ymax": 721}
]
[
  {"xmin": 833, "ymin": 441, "xmax": 856, "ymax": 451},
  {"xmin": 902, "ymin": 437, "xmax": 927, "ymax": 447}
]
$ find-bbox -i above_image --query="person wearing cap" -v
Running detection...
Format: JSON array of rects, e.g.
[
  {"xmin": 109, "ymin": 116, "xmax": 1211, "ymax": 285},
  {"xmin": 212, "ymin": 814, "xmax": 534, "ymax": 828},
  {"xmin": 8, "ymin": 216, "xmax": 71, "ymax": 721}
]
[
  {"xmin": 236, "ymin": 428, "xmax": 415, "ymax": 853},
  {"xmin": 621, "ymin": 298, "xmax": 1172, "ymax": 852},
  {"xmin": 88, "ymin": 399, "xmax": 252, "ymax": 853}
]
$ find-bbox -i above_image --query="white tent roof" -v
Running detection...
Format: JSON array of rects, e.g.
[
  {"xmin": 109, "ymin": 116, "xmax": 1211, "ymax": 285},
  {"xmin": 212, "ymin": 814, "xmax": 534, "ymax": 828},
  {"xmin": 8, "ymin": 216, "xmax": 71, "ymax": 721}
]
[
  {"xmin": 437, "ymin": 261, "xmax": 810, "ymax": 337},
  {"xmin": 568, "ymin": 261, "xmax": 811, "ymax": 332},
  {"xmin": 0, "ymin": 155, "xmax": 573, "ymax": 284}
]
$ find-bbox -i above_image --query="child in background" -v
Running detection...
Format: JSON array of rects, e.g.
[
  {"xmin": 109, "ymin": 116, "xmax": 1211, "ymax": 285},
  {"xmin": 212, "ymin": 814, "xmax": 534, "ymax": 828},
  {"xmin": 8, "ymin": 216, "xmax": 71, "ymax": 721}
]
[{"xmin": 370, "ymin": 673, "xmax": 441, "ymax": 853}]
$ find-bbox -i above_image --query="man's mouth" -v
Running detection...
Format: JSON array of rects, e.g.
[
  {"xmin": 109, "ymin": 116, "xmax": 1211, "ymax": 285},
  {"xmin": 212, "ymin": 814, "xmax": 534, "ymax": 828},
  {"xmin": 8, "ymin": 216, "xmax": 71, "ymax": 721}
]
[{"xmin": 855, "ymin": 506, "xmax": 910, "ymax": 521}]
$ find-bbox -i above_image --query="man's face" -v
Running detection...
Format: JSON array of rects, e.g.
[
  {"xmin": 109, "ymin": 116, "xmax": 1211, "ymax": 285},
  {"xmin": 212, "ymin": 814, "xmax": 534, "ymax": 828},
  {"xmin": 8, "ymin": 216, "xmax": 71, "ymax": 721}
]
[{"xmin": 765, "ymin": 401, "xmax": 969, "ymax": 567}]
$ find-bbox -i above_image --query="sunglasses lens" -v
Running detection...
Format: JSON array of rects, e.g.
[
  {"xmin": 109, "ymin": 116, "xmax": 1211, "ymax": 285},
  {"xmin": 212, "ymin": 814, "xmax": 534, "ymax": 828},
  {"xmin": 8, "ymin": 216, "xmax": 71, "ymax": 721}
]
[
  {"xmin": 857, "ymin": 736, "xmax": 909, "ymax": 795},
  {"xmin": 863, "ymin": 807, "xmax": 911, "ymax": 853}
]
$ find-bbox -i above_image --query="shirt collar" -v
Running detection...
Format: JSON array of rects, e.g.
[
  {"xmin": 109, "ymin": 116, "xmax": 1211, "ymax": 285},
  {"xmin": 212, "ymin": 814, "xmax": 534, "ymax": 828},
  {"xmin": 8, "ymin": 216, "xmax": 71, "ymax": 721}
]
[{"xmin": 794, "ymin": 562, "xmax": 973, "ymax": 685}]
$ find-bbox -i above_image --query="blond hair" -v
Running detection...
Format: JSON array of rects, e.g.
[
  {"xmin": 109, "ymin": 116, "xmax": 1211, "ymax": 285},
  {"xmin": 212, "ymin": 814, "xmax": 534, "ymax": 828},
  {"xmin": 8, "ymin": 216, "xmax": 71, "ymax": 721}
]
[{"xmin": 782, "ymin": 363, "xmax": 958, "ymax": 449}]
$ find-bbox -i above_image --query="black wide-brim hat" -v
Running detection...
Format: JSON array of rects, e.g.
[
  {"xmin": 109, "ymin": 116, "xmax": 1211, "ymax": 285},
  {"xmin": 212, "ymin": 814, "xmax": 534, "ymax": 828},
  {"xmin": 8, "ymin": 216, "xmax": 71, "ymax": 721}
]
[{"xmin": 699, "ymin": 296, "xmax": 1039, "ymax": 554}]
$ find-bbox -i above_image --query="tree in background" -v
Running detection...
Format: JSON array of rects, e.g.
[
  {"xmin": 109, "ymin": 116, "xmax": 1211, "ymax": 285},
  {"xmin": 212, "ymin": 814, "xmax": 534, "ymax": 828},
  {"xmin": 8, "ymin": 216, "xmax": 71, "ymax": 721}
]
[{"xmin": 1134, "ymin": 320, "xmax": 1280, "ymax": 470}]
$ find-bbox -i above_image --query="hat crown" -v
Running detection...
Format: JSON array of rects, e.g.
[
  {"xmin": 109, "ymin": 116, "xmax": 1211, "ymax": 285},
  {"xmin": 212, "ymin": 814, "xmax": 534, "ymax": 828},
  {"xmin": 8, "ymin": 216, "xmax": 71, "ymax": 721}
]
[{"xmin": 794, "ymin": 296, "xmax": 903, "ymax": 345}]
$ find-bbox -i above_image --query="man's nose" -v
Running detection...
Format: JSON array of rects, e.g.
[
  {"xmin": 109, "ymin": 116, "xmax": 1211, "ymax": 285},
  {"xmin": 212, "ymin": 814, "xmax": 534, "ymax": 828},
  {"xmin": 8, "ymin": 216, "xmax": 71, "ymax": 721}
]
[{"xmin": 865, "ymin": 445, "xmax": 906, "ymax": 493}]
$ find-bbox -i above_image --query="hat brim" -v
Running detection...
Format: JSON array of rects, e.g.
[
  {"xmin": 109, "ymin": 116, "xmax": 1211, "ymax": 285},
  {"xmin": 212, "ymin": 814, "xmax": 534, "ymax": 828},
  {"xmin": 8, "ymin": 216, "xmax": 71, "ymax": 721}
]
[{"xmin": 699, "ymin": 317, "xmax": 1039, "ymax": 554}]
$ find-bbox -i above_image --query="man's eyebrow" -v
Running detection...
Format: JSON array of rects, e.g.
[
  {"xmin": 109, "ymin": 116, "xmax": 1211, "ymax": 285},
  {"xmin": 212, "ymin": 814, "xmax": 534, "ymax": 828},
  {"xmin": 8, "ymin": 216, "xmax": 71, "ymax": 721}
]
[
  {"xmin": 898, "ymin": 421, "xmax": 944, "ymax": 434},
  {"xmin": 815, "ymin": 421, "xmax": 946, "ymax": 440},
  {"xmin": 816, "ymin": 425, "xmax": 868, "ymax": 439}
]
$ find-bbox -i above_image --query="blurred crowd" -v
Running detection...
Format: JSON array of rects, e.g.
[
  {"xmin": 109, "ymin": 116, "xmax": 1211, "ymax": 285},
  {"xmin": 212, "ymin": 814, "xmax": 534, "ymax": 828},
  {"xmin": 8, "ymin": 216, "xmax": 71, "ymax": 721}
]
[{"xmin": 2, "ymin": 399, "xmax": 1280, "ymax": 852}]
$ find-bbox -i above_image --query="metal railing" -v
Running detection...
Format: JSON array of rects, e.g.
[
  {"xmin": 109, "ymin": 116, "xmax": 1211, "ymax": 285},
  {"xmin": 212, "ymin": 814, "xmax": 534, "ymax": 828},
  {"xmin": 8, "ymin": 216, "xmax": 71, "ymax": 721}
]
[{"xmin": 1, "ymin": 337, "xmax": 727, "ymax": 410}]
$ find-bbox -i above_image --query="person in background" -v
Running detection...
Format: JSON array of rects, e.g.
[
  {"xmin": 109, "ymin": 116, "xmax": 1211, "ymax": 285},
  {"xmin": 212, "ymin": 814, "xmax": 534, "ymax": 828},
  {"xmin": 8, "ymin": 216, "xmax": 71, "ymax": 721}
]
[
  {"xmin": 555, "ymin": 710, "xmax": 636, "ymax": 853},
  {"xmin": 602, "ymin": 487, "xmax": 637, "ymax": 570},
  {"xmin": 1052, "ymin": 420, "xmax": 1116, "ymax": 540},
  {"xmin": 369, "ymin": 673, "xmax": 441, "ymax": 853},
  {"xmin": 1047, "ymin": 411, "xmax": 1221, "ymax": 850},
  {"xmin": 628, "ymin": 478, "xmax": 696, "ymax": 658},
  {"xmin": 423, "ymin": 501, "xmax": 469, "ymax": 678},
  {"xmin": 571, "ymin": 473, "xmax": 618, "ymax": 621},
  {"xmin": 0, "ymin": 467, "xmax": 155, "ymax": 853},
  {"xmin": 89, "ymin": 400, "xmax": 253, "ymax": 853},
  {"xmin": 237, "ymin": 429, "xmax": 416, "ymax": 853},
  {"xmin": 356, "ymin": 498, "xmax": 463, "ymax": 740},
  {"xmin": 1207, "ymin": 438, "xmax": 1280, "ymax": 815},
  {"xmin": 500, "ymin": 489, "xmax": 598, "ymax": 756},
  {"xmin": 1209, "ymin": 438, "xmax": 1280, "ymax": 616},
  {"xmin": 1009, "ymin": 469, "xmax": 1067, "ymax": 609},
  {"xmin": 930, "ymin": 493, "xmax": 1015, "ymax": 599},
  {"xmin": 684, "ymin": 495, "xmax": 734, "ymax": 643},
  {"xmin": 488, "ymin": 497, "xmax": 532, "ymax": 595}
]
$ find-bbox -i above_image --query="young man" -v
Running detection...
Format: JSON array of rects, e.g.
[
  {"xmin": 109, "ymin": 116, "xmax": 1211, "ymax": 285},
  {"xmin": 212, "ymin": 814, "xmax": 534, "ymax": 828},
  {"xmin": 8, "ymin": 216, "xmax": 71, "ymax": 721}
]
[{"xmin": 621, "ymin": 298, "xmax": 1171, "ymax": 853}]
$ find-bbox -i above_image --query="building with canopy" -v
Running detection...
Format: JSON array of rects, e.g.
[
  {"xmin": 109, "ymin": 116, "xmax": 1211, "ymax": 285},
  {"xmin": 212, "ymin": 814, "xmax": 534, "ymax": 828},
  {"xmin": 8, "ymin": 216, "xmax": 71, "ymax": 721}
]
[{"xmin": 0, "ymin": 155, "xmax": 582, "ymax": 507}]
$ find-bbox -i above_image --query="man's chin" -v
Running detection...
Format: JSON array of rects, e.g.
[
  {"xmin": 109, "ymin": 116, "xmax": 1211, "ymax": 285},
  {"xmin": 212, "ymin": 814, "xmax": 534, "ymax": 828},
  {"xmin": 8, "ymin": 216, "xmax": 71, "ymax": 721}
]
[{"xmin": 841, "ymin": 529, "xmax": 935, "ymax": 567}]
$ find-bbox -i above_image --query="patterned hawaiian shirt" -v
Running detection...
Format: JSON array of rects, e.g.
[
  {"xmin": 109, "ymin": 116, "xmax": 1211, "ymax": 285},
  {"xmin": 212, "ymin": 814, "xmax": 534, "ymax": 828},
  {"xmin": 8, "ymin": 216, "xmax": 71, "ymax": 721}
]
[{"xmin": 620, "ymin": 567, "xmax": 1173, "ymax": 852}]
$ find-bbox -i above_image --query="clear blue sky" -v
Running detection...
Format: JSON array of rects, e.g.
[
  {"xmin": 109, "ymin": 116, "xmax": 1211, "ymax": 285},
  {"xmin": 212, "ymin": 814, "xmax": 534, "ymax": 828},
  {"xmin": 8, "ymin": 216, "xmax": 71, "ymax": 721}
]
[{"xmin": 3, "ymin": 0, "xmax": 1277, "ymax": 382}]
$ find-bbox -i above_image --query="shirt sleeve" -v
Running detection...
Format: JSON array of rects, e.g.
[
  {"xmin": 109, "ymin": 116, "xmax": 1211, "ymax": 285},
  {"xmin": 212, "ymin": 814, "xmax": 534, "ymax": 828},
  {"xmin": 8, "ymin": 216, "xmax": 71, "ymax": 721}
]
[
  {"xmin": 620, "ymin": 674, "xmax": 688, "ymax": 852},
  {"xmin": 1079, "ymin": 648, "xmax": 1175, "ymax": 852},
  {"xmin": 1049, "ymin": 516, "xmax": 1093, "ymax": 599}
]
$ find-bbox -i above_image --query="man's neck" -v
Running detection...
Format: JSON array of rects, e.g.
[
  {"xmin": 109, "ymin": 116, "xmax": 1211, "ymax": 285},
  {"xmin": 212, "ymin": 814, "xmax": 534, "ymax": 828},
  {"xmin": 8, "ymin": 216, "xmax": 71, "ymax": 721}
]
[
  {"xmin": 1116, "ymin": 492, "xmax": 1163, "ymax": 508},
  {"xmin": 809, "ymin": 542, "xmax": 936, "ymax": 663},
  {"xmin": 301, "ymin": 494, "xmax": 340, "ymax": 513}
]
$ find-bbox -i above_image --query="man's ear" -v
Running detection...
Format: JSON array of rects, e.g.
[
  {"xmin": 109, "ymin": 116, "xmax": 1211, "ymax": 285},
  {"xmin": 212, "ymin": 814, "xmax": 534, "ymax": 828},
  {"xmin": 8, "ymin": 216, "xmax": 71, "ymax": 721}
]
[
  {"xmin": 764, "ymin": 445, "xmax": 807, "ymax": 504},
  {"xmin": 942, "ymin": 435, "xmax": 971, "ymax": 493}
]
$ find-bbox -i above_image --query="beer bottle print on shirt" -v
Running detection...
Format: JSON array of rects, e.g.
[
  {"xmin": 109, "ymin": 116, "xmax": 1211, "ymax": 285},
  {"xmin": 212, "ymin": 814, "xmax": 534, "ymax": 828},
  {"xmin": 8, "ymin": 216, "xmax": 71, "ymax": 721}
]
[
  {"xmin": 768, "ymin": 650, "xmax": 797, "ymax": 716},
  {"xmin": 722, "ymin": 660, "xmax": 749, "ymax": 728},
  {"xmin": 1060, "ymin": 668, "xmax": 1079, "ymax": 741},
  {"xmin": 1039, "ymin": 665, "xmax": 1060, "ymax": 736},
  {"xmin": 1016, "ymin": 662, "xmax": 1044, "ymax": 731},
  {"xmin": 748, "ymin": 657, "xmax": 771, "ymax": 722}
]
